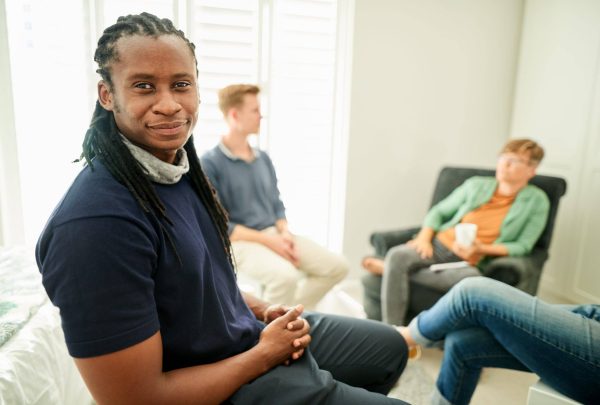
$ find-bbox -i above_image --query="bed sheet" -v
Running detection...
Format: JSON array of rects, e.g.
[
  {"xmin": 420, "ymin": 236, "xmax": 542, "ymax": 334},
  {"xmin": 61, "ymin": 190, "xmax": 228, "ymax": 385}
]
[{"xmin": 0, "ymin": 246, "xmax": 93, "ymax": 405}]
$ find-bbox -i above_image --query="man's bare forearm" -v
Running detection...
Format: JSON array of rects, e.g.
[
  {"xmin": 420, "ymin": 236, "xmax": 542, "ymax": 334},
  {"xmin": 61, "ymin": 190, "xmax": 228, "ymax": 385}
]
[
  {"xmin": 230, "ymin": 224, "xmax": 265, "ymax": 243},
  {"xmin": 275, "ymin": 219, "xmax": 289, "ymax": 234},
  {"xmin": 75, "ymin": 333, "xmax": 272, "ymax": 405},
  {"xmin": 416, "ymin": 227, "xmax": 435, "ymax": 242},
  {"xmin": 161, "ymin": 343, "xmax": 272, "ymax": 404},
  {"xmin": 242, "ymin": 291, "xmax": 271, "ymax": 321},
  {"xmin": 77, "ymin": 306, "xmax": 310, "ymax": 405},
  {"xmin": 477, "ymin": 243, "xmax": 509, "ymax": 257}
]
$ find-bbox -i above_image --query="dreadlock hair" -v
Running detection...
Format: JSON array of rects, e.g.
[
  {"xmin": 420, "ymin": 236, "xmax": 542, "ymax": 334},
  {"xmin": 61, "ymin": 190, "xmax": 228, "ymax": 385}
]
[{"xmin": 79, "ymin": 13, "xmax": 233, "ymax": 268}]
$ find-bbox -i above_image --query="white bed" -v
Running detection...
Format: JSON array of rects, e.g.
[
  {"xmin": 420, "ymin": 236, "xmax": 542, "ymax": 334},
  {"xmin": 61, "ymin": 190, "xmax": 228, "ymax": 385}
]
[{"xmin": 0, "ymin": 246, "xmax": 93, "ymax": 405}]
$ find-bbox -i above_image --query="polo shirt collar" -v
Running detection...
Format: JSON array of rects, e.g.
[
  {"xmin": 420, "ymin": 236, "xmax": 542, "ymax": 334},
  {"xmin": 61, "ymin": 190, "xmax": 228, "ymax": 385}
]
[{"xmin": 218, "ymin": 141, "xmax": 261, "ymax": 161}]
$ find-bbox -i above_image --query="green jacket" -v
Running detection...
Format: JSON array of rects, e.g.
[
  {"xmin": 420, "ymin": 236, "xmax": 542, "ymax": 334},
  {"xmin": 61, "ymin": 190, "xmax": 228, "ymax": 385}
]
[{"xmin": 423, "ymin": 176, "xmax": 550, "ymax": 257}]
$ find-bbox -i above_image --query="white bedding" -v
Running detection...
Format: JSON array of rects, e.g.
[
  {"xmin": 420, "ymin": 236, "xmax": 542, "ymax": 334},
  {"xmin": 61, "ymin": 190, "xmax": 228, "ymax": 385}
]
[{"xmin": 0, "ymin": 246, "xmax": 93, "ymax": 405}]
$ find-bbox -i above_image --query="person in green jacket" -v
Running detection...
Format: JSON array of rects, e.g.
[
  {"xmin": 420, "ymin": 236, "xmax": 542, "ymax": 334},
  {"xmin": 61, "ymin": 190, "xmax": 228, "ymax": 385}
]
[{"xmin": 362, "ymin": 139, "xmax": 549, "ymax": 327}]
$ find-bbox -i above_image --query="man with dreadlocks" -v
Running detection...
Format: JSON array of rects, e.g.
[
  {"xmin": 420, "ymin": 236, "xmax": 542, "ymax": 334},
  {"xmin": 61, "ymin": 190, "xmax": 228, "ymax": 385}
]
[
  {"xmin": 201, "ymin": 84, "xmax": 349, "ymax": 310},
  {"xmin": 36, "ymin": 13, "xmax": 408, "ymax": 405}
]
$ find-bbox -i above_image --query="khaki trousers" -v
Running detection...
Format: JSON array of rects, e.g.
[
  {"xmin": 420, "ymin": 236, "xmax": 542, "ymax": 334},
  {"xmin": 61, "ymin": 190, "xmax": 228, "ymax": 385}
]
[{"xmin": 232, "ymin": 227, "xmax": 349, "ymax": 309}]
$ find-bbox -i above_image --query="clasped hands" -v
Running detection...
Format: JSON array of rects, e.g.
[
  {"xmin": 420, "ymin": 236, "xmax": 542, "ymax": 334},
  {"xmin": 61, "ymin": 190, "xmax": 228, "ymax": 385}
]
[
  {"xmin": 264, "ymin": 231, "xmax": 300, "ymax": 267},
  {"xmin": 259, "ymin": 304, "xmax": 311, "ymax": 366}
]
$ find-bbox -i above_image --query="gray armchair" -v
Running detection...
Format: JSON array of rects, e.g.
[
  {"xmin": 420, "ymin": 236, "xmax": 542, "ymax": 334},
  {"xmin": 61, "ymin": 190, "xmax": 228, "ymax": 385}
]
[{"xmin": 366, "ymin": 166, "xmax": 567, "ymax": 322}]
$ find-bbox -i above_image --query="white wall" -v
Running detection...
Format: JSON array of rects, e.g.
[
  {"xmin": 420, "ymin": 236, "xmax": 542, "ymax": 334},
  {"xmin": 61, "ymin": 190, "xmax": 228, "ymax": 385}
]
[
  {"xmin": 510, "ymin": 0, "xmax": 600, "ymax": 304},
  {"xmin": 342, "ymin": 0, "xmax": 524, "ymax": 274}
]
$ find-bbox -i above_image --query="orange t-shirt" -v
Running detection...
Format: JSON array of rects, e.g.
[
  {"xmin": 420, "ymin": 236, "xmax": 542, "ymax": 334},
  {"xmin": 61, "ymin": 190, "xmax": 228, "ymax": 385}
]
[{"xmin": 436, "ymin": 190, "xmax": 516, "ymax": 264}]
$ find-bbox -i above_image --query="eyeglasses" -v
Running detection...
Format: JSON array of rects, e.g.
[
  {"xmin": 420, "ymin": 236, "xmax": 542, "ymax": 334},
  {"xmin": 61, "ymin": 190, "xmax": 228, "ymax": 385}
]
[{"xmin": 498, "ymin": 154, "xmax": 530, "ymax": 166}]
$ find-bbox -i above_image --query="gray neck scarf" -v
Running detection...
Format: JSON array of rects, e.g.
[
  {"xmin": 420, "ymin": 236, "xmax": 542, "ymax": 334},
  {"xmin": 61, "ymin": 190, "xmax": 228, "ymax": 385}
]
[{"xmin": 120, "ymin": 135, "xmax": 189, "ymax": 184}]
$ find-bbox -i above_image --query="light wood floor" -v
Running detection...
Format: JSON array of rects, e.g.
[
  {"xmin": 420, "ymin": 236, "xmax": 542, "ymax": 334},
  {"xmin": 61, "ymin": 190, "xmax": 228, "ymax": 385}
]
[{"xmin": 420, "ymin": 347, "xmax": 538, "ymax": 405}]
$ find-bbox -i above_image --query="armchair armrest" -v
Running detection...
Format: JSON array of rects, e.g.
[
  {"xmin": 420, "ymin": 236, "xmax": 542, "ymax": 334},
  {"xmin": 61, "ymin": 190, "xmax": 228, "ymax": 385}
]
[
  {"xmin": 479, "ymin": 249, "xmax": 548, "ymax": 295},
  {"xmin": 370, "ymin": 227, "xmax": 421, "ymax": 257}
]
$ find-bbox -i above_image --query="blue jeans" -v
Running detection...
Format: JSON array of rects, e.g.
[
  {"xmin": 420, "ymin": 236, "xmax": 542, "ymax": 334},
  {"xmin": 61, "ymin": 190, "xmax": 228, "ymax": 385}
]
[{"xmin": 408, "ymin": 277, "xmax": 600, "ymax": 405}]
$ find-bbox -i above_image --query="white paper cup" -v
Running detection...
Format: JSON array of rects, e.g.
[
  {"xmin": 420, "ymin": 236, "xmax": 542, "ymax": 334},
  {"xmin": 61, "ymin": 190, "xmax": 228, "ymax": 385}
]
[{"xmin": 455, "ymin": 223, "xmax": 478, "ymax": 247}]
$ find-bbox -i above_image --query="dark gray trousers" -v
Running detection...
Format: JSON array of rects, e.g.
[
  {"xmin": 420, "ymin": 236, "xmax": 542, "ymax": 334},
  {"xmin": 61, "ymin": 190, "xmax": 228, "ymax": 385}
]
[
  {"xmin": 228, "ymin": 313, "xmax": 410, "ymax": 404},
  {"xmin": 363, "ymin": 240, "xmax": 480, "ymax": 326}
]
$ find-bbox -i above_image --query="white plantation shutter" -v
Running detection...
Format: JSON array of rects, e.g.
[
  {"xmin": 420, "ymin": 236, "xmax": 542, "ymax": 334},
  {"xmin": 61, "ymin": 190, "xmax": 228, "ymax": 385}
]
[
  {"xmin": 4, "ymin": 0, "xmax": 90, "ymax": 245},
  {"xmin": 100, "ymin": 0, "xmax": 175, "ymax": 29},
  {"xmin": 189, "ymin": 0, "xmax": 260, "ymax": 152},
  {"xmin": 3, "ymin": 0, "xmax": 348, "ymax": 250},
  {"xmin": 188, "ymin": 0, "xmax": 343, "ymax": 247},
  {"xmin": 266, "ymin": 0, "xmax": 338, "ymax": 246}
]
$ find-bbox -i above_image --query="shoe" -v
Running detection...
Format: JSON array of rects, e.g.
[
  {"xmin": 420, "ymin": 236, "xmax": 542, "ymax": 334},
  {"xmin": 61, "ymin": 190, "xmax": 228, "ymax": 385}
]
[
  {"xmin": 408, "ymin": 345, "xmax": 422, "ymax": 360},
  {"xmin": 396, "ymin": 325, "xmax": 422, "ymax": 360}
]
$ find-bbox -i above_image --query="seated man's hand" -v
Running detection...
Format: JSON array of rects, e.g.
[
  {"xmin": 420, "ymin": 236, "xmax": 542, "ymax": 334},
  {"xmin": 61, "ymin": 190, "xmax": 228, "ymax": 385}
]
[
  {"xmin": 259, "ymin": 305, "xmax": 311, "ymax": 366},
  {"xmin": 263, "ymin": 233, "xmax": 300, "ymax": 267},
  {"xmin": 407, "ymin": 237, "xmax": 434, "ymax": 259},
  {"xmin": 280, "ymin": 229, "xmax": 294, "ymax": 244}
]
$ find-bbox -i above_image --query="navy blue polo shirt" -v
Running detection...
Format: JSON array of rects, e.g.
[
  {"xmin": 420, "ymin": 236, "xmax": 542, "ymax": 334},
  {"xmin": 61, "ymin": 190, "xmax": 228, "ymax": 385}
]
[{"xmin": 36, "ymin": 160, "xmax": 262, "ymax": 371}]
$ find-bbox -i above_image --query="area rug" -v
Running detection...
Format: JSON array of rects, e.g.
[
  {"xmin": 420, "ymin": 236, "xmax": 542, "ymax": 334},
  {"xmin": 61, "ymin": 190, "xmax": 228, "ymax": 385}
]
[{"xmin": 389, "ymin": 361, "xmax": 436, "ymax": 404}]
